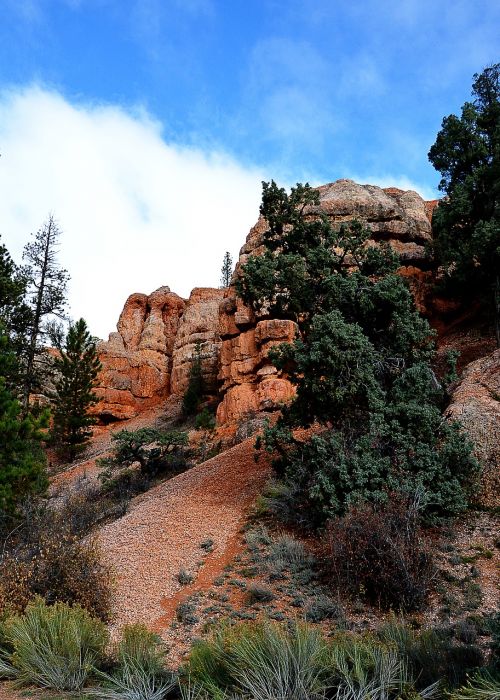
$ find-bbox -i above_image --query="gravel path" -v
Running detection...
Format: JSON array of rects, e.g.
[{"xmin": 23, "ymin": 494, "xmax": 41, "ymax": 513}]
[{"xmin": 97, "ymin": 437, "xmax": 272, "ymax": 635}]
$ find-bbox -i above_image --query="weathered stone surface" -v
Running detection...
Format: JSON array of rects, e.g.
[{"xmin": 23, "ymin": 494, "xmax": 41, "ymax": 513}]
[
  {"xmin": 216, "ymin": 383, "xmax": 259, "ymax": 425},
  {"xmin": 94, "ymin": 287, "xmax": 186, "ymax": 420},
  {"xmin": 216, "ymin": 179, "xmax": 435, "ymax": 425},
  {"xmin": 447, "ymin": 349, "xmax": 500, "ymax": 507},
  {"xmin": 170, "ymin": 288, "xmax": 226, "ymax": 396}
]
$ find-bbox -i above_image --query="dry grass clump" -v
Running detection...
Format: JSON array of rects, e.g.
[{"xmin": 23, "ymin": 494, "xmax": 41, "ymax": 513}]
[{"xmin": 0, "ymin": 597, "xmax": 108, "ymax": 691}]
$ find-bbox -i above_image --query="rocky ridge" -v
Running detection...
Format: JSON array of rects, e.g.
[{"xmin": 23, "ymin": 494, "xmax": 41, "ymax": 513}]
[{"xmin": 93, "ymin": 179, "xmax": 446, "ymax": 425}]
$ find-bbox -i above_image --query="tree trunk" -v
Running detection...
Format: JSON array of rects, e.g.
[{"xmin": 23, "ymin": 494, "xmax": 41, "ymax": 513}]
[{"xmin": 23, "ymin": 219, "xmax": 52, "ymax": 412}]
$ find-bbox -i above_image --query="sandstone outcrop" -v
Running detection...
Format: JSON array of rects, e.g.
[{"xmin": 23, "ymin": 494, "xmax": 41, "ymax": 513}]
[
  {"xmin": 447, "ymin": 349, "xmax": 500, "ymax": 507},
  {"xmin": 94, "ymin": 287, "xmax": 225, "ymax": 421},
  {"xmin": 170, "ymin": 288, "xmax": 226, "ymax": 397},
  {"xmin": 94, "ymin": 287, "xmax": 185, "ymax": 420},
  {"xmin": 217, "ymin": 179, "xmax": 435, "ymax": 424}
]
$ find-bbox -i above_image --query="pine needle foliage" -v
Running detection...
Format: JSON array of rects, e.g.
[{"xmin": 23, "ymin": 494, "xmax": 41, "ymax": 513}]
[
  {"xmin": 238, "ymin": 181, "xmax": 479, "ymax": 525},
  {"xmin": 52, "ymin": 317, "xmax": 101, "ymax": 460},
  {"xmin": 0, "ymin": 328, "xmax": 48, "ymax": 518}
]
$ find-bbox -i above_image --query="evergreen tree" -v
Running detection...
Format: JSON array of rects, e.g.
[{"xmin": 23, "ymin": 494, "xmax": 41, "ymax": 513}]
[
  {"xmin": 22, "ymin": 215, "xmax": 70, "ymax": 410},
  {"xmin": 182, "ymin": 342, "xmax": 204, "ymax": 416},
  {"xmin": 52, "ymin": 318, "xmax": 101, "ymax": 461},
  {"xmin": 239, "ymin": 181, "xmax": 478, "ymax": 525},
  {"xmin": 0, "ymin": 237, "xmax": 32, "ymax": 391},
  {"xmin": 0, "ymin": 326, "xmax": 48, "ymax": 518},
  {"xmin": 428, "ymin": 63, "xmax": 500, "ymax": 345},
  {"xmin": 220, "ymin": 251, "xmax": 233, "ymax": 288}
]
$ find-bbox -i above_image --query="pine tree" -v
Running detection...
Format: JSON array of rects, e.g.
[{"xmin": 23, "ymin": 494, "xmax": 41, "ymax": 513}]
[
  {"xmin": 0, "ymin": 326, "xmax": 48, "ymax": 518},
  {"xmin": 220, "ymin": 251, "xmax": 233, "ymax": 288},
  {"xmin": 52, "ymin": 318, "xmax": 101, "ymax": 461},
  {"xmin": 0, "ymin": 237, "xmax": 32, "ymax": 391},
  {"xmin": 428, "ymin": 63, "xmax": 500, "ymax": 345},
  {"xmin": 22, "ymin": 215, "xmax": 70, "ymax": 410},
  {"xmin": 238, "ymin": 181, "xmax": 478, "ymax": 525}
]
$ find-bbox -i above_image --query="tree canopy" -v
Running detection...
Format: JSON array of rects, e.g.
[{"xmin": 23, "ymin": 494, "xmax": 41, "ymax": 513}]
[
  {"xmin": 428, "ymin": 63, "xmax": 500, "ymax": 345},
  {"xmin": 238, "ymin": 181, "xmax": 478, "ymax": 525},
  {"xmin": 51, "ymin": 318, "xmax": 101, "ymax": 461},
  {"xmin": 0, "ymin": 327, "xmax": 48, "ymax": 519}
]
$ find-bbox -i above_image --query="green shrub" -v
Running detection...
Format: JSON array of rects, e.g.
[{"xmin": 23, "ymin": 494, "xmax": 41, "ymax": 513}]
[
  {"xmin": 268, "ymin": 533, "xmax": 313, "ymax": 572},
  {"xmin": 304, "ymin": 595, "xmax": 343, "ymax": 623},
  {"xmin": 176, "ymin": 598, "xmax": 199, "ymax": 626},
  {"xmin": 4, "ymin": 597, "xmax": 108, "ymax": 691},
  {"xmin": 99, "ymin": 428, "xmax": 188, "ymax": 479},
  {"xmin": 195, "ymin": 408, "xmax": 215, "ymax": 431},
  {"xmin": 244, "ymin": 584, "xmax": 275, "ymax": 605},
  {"xmin": 177, "ymin": 569, "xmax": 194, "ymax": 586},
  {"xmin": 379, "ymin": 617, "xmax": 484, "ymax": 689},
  {"xmin": 185, "ymin": 621, "xmax": 329, "ymax": 699},
  {"xmin": 93, "ymin": 623, "xmax": 176, "ymax": 700},
  {"xmin": 183, "ymin": 343, "xmax": 204, "ymax": 416},
  {"xmin": 449, "ymin": 672, "xmax": 500, "ymax": 700}
]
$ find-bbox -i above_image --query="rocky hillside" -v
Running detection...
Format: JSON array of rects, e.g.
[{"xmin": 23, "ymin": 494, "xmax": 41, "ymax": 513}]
[{"xmin": 92, "ymin": 177, "xmax": 497, "ymax": 492}]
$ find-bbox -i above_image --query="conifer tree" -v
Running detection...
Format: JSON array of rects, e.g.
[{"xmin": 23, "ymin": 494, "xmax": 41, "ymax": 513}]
[
  {"xmin": 22, "ymin": 215, "xmax": 70, "ymax": 410},
  {"xmin": 52, "ymin": 318, "xmax": 101, "ymax": 461},
  {"xmin": 0, "ymin": 238, "xmax": 32, "ymax": 391},
  {"xmin": 238, "ymin": 181, "xmax": 478, "ymax": 525},
  {"xmin": 428, "ymin": 63, "xmax": 500, "ymax": 345},
  {"xmin": 0, "ymin": 327, "xmax": 48, "ymax": 518},
  {"xmin": 220, "ymin": 251, "xmax": 233, "ymax": 288}
]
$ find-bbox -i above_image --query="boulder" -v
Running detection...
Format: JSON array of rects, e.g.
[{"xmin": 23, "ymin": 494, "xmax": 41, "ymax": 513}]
[{"xmin": 447, "ymin": 349, "xmax": 500, "ymax": 507}]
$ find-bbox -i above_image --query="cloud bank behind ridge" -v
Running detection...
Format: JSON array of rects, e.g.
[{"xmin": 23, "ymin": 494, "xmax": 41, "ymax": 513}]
[{"xmin": 0, "ymin": 85, "xmax": 265, "ymax": 338}]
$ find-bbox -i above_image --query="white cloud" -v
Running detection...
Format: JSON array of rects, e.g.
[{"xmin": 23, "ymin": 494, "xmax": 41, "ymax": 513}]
[{"xmin": 0, "ymin": 85, "xmax": 265, "ymax": 339}]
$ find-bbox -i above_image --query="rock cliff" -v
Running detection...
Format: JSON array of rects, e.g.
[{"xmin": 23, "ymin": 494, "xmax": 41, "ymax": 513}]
[
  {"xmin": 94, "ymin": 286, "xmax": 226, "ymax": 421},
  {"xmin": 447, "ymin": 349, "xmax": 500, "ymax": 507},
  {"xmin": 93, "ymin": 179, "xmax": 445, "ymax": 425},
  {"xmin": 216, "ymin": 179, "xmax": 435, "ymax": 424}
]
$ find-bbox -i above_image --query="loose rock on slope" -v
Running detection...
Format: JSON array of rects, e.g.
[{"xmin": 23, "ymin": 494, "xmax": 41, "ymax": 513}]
[{"xmin": 97, "ymin": 437, "xmax": 272, "ymax": 633}]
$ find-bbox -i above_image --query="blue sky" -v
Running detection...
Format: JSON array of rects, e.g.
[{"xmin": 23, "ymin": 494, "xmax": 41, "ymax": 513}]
[{"xmin": 0, "ymin": 0, "xmax": 498, "ymax": 336}]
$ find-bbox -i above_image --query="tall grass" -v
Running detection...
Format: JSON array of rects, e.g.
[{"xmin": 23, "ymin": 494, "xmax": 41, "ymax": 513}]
[
  {"xmin": 186, "ymin": 621, "xmax": 329, "ymax": 700},
  {"xmin": 450, "ymin": 673, "xmax": 500, "ymax": 700},
  {"xmin": 229, "ymin": 622, "xmax": 327, "ymax": 700},
  {"xmin": 329, "ymin": 636, "xmax": 409, "ymax": 700},
  {"xmin": 92, "ymin": 623, "xmax": 176, "ymax": 700},
  {"xmin": 5, "ymin": 597, "xmax": 108, "ymax": 691}
]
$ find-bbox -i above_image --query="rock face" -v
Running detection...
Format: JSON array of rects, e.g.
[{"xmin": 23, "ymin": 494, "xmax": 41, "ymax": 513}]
[
  {"xmin": 170, "ymin": 288, "xmax": 226, "ymax": 397},
  {"xmin": 447, "ymin": 349, "xmax": 500, "ymax": 507},
  {"xmin": 94, "ymin": 180, "xmax": 443, "ymax": 426},
  {"xmin": 94, "ymin": 287, "xmax": 186, "ymax": 420},
  {"xmin": 94, "ymin": 287, "xmax": 225, "ymax": 421},
  {"xmin": 216, "ymin": 179, "xmax": 435, "ymax": 424}
]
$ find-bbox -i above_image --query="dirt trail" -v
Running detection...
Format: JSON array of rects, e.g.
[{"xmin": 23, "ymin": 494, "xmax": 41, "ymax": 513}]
[{"xmin": 97, "ymin": 437, "xmax": 272, "ymax": 636}]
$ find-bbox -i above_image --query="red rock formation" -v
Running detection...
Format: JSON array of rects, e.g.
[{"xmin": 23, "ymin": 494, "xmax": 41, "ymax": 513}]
[
  {"xmin": 94, "ymin": 287, "xmax": 225, "ymax": 421},
  {"xmin": 447, "ymin": 350, "xmax": 500, "ymax": 507},
  {"xmin": 94, "ymin": 287, "xmax": 185, "ymax": 421},
  {"xmin": 94, "ymin": 180, "xmax": 444, "ymax": 426},
  {"xmin": 170, "ymin": 288, "xmax": 226, "ymax": 397},
  {"xmin": 217, "ymin": 179, "xmax": 436, "ymax": 425}
]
